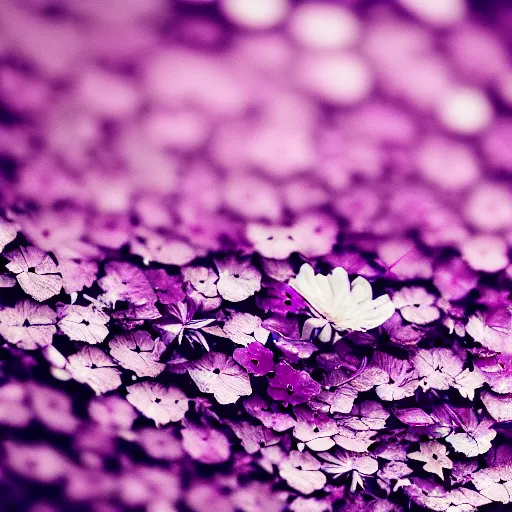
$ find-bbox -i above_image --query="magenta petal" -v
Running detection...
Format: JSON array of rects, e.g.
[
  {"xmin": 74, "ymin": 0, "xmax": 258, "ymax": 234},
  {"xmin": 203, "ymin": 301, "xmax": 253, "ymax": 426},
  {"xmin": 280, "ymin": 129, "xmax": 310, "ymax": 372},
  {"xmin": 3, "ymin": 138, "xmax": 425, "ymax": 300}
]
[{"xmin": 233, "ymin": 342, "xmax": 275, "ymax": 376}]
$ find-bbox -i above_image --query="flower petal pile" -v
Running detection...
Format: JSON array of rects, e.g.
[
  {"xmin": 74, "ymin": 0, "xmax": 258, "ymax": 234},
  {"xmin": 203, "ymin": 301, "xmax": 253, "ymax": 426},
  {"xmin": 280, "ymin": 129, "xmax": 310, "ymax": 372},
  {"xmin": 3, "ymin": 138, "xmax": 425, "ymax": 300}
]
[{"xmin": 0, "ymin": 1, "xmax": 511, "ymax": 511}]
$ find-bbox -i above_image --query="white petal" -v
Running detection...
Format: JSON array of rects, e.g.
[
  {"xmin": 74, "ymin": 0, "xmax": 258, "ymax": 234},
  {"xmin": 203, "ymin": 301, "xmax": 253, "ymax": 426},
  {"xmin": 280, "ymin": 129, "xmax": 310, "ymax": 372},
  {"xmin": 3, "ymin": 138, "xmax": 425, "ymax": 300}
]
[
  {"xmin": 302, "ymin": 317, "xmax": 329, "ymax": 340},
  {"xmin": 290, "ymin": 264, "xmax": 334, "ymax": 318},
  {"xmin": 329, "ymin": 266, "xmax": 351, "ymax": 310},
  {"xmin": 350, "ymin": 276, "xmax": 373, "ymax": 304}
]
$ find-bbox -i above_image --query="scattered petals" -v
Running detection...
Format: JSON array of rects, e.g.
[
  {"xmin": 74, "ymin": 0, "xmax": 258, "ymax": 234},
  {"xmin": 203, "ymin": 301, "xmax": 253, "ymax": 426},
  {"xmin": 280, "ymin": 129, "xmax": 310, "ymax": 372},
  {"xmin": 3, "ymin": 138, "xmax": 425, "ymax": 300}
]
[
  {"xmin": 393, "ymin": 287, "xmax": 440, "ymax": 325},
  {"xmin": 268, "ymin": 362, "xmax": 321, "ymax": 406},
  {"xmin": 279, "ymin": 450, "xmax": 326, "ymax": 495},
  {"xmin": 182, "ymin": 423, "xmax": 230, "ymax": 464},
  {"xmin": 215, "ymin": 258, "xmax": 261, "ymax": 302},
  {"xmin": 221, "ymin": 312, "xmax": 270, "ymax": 346},
  {"xmin": 6, "ymin": 246, "xmax": 62, "ymax": 301},
  {"xmin": 126, "ymin": 381, "xmax": 189, "ymax": 426},
  {"xmin": 67, "ymin": 347, "xmax": 121, "ymax": 395},
  {"xmin": 0, "ymin": 300, "xmax": 56, "ymax": 350},
  {"xmin": 109, "ymin": 331, "xmax": 165, "ymax": 378},
  {"xmin": 408, "ymin": 441, "xmax": 453, "ymax": 479},
  {"xmin": 57, "ymin": 304, "xmax": 109, "ymax": 344},
  {"xmin": 0, "ymin": 4, "xmax": 510, "ymax": 510},
  {"xmin": 188, "ymin": 352, "xmax": 252, "ymax": 404},
  {"xmin": 233, "ymin": 342, "xmax": 275, "ymax": 376}
]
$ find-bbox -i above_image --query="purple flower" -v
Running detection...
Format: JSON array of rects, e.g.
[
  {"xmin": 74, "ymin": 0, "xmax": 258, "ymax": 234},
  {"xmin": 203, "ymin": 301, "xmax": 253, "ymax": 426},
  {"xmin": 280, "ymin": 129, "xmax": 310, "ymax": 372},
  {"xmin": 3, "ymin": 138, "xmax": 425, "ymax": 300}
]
[
  {"xmin": 98, "ymin": 261, "xmax": 158, "ymax": 311},
  {"xmin": 474, "ymin": 353, "xmax": 512, "ymax": 394},
  {"xmin": 246, "ymin": 223, "xmax": 299, "ymax": 260},
  {"xmin": 319, "ymin": 450, "xmax": 378, "ymax": 492},
  {"xmin": 223, "ymin": 311, "xmax": 270, "ymax": 346},
  {"xmin": 130, "ymin": 226, "xmax": 196, "ymax": 266},
  {"xmin": 0, "ymin": 382, "xmax": 32, "ymax": 427},
  {"xmin": 28, "ymin": 383, "xmax": 78, "ymax": 434},
  {"xmin": 433, "ymin": 257, "xmax": 479, "ymax": 301},
  {"xmin": 274, "ymin": 338, "xmax": 317, "ymax": 363},
  {"xmin": 57, "ymin": 303, "xmax": 109, "ymax": 344},
  {"xmin": 0, "ymin": 300, "xmax": 56, "ymax": 350},
  {"xmin": 467, "ymin": 309, "xmax": 512, "ymax": 354},
  {"xmin": 374, "ymin": 352, "xmax": 419, "ymax": 401},
  {"xmin": 232, "ymin": 482, "xmax": 287, "ymax": 512},
  {"xmin": 126, "ymin": 381, "xmax": 189, "ymax": 427},
  {"xmin": 58, "ymin": 257, "xmax": 98, "ymax": 295},
  {"xmin": 227, "ymin": 420, "xmax": 280, "ymax": 454},
  {"xmin": 153, "ymin": 298, "xmax": 215, "ymax": 350},
  {"xmin": 181, "ymin": 422, "xmax": 231, "ymax": 464},
  {"xmin": 334, "ymin": 401, "xmax": 389, "ymax": 452},
  {"xmin": 137, "ymin": 428, "xmax": 184, "ymax": 461},
  {"xmin": 393, "ymin": 287, "xmax": 440, "ymax": 325},
  {"xmin": 109, "ymin": 330, "xmax": 166, "ymax": 378},
  {"xmin": 293, "ymin": 406, "xmax": 337, "ymax": 451},
  {"xmin": 4, "ymin": 441, "xmax": 69, "ymax": 484},
  {"xmin": 215, "ymin": 257, "xmax": 261, "ymax": 302},
  {"xmin": 67, "ymin": 346, "xmax": 121, "ymax": 395},
  {"xmin": 377, "ymin": 239, "xmax": 432, "ymax": 280},
  {"xmin": 244, "ymin": 395, "xmax": 297, "ymax": 432},
  {"xmin": 406, "ymin": 478, "xmax": 491, "ymax": 511},
  {"xmin": 279, "ymin": 450, "xmax": 326, "ymax": 495},
  {"xmin": 461, "ymin": 234, "xmax": 508, "ymax": 273},
  {"xmin": 312, "ymin": 361, "xmax": 387, "ymax": 414},
  {"xmin": 444, "ymin": 408, "xmax": 496, "ymax": 457},
  {"xmin": 188, "ymin": 352, "xmax": 252, "ymax": 404},
  {"xmin": 481, "ymin": 391, "xmax": 512, "ymax": 422},
  {"xmin": 408, "ymin": 441, "xmax": 453, "ymax": 480},
  {"xmin": 145, "ymin": 268, "xmax": 186, "ymax": 305},
  {"xmin": 383, "ymin": 312, "xmax": 424, "ymax": 346},
  {"xmin": 394, "ymin": 407, "xmax": 436, "ymax": 427},
  {"xmin": 262, "ymin": 314, "xmax": 301, "ymax": 339},
  {"xmin": 233, "ymin": 342, "xmax": 275, "ymax": 376},
  {"xmin": 324, "ymin": 250, "xmax": 379, "ymax": 279},
  {"xmin": 292, "ymin": 213, "xmax": 338, "ymax": 258},
  {"xmin": 5, "ymin": 246, "xmax": 62, "ymax": 302},
  {"xmin": 182, "ymin": 265, "xmax": 219, "ymax": 298},
  {"xmin": 88, "ymin": 395, "xmax": 137, "ymax": 432},
  {"xmin": 255, "ymin": 280, "xmax": 307, "ymax": 315},
  {"xmin": 268, "ymin": 362, "xmax": 321, "ymax": 406}
]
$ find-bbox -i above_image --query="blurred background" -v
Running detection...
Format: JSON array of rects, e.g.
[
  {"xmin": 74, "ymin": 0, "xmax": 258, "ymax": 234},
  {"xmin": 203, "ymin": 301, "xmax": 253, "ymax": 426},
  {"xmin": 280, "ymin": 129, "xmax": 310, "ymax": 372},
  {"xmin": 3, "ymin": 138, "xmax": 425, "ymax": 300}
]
[{"xmin": 0, "ymin": 0, "xmax": 511, "ymax": 257}]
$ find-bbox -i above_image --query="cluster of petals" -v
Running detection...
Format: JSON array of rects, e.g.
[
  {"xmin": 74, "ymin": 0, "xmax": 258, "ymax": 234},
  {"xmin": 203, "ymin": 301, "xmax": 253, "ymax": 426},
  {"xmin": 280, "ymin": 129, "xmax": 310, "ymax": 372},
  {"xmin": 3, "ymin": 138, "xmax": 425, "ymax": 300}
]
[{"xmin": 0, "ymin": 0, "xmax": 511, "ymax": 511}]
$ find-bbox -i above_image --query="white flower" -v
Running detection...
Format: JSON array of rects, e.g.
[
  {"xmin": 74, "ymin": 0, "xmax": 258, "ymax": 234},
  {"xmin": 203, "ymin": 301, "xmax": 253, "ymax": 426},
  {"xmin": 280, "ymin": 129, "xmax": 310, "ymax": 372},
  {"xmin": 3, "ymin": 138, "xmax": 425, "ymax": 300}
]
[{"xmin": 289, "ymin": 264, "xmax": 395, "ymax": 339}]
